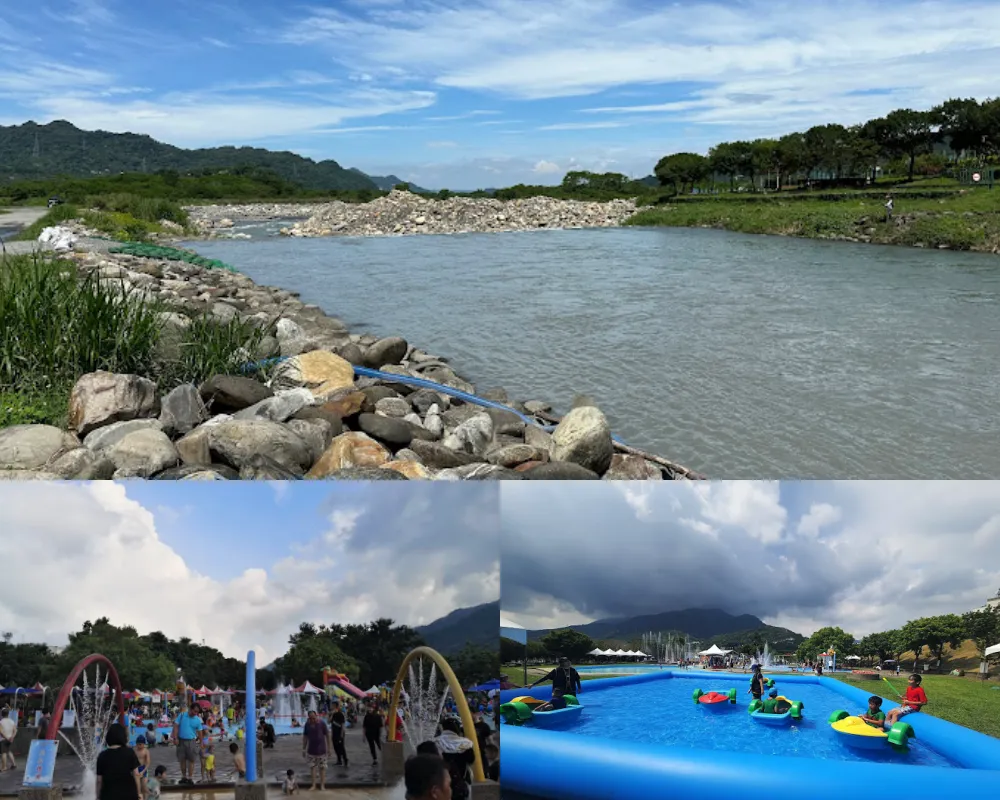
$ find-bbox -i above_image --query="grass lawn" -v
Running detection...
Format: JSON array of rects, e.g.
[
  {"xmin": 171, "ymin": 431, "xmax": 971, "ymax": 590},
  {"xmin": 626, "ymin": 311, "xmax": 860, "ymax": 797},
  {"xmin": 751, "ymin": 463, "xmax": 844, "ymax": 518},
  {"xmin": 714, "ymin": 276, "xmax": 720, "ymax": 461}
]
[
  {"xmin": 834, "ymin": 674, "xmax": 1000, "ymax": 739},
  {"xmin": 627, "ymin": 185, "xmax": 1000, "ymax": 253}
]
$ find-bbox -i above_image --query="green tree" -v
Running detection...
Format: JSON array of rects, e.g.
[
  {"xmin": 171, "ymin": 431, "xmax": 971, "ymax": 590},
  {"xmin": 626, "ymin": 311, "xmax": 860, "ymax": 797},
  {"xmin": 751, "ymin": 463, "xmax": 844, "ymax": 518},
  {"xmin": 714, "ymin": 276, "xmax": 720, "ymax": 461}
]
[
  {"xmin": 899, "ymin": 619, "xmax": 928, "ymax": 670},
  {"xmin": 274, "ymin": 626, "xmax": 357, "ymax": 686},
  {"xmin": 796, "ymin": 626, "xmax": 856, "ymax": 664},
  {"xmin": 858, "ymin": 631, "xmax": 899, "ymax": 665},
  {"xmin": 962, "ymin": 606, "xmax": 1000, "ymax": 660},
  {"xmin": 902, "ymin": 615, "xmax": 966, "ymax": 669},
  {"xmin": 539, "ymin": 629, "xmax": 595, "ymax": 662},
  {"xmin": 708, "ymin": 142, "xmax": 745, "ymax": 190},
  {"xmin": 879, "ymin": 109, "xmax": 934, "ymax": 181},
  {"xmin": 324, "ymin": 619, "xmax": 425, "ymax": 687},
  {"xmin": 449, "ymin": 645, "xmax": 499, "ymax": 687},
  {"xmin": 654, "ymin": 153, "xmax": 710, "ymax": 194},
  {"xmin": 776, "ymin": 132, "xmax": 808, "ymax": 188},
  {"xmin": 60, "ymin": 618, "xmax": 176, "ymax": 691}
]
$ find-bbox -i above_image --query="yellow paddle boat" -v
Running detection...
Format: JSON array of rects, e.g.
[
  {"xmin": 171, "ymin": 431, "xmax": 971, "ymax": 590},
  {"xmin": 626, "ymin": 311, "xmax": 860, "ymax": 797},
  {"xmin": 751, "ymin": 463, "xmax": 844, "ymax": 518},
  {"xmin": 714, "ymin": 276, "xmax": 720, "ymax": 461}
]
[{"xmin": 828, "ymin": 710, "xmax": 914, "ymax": 752}]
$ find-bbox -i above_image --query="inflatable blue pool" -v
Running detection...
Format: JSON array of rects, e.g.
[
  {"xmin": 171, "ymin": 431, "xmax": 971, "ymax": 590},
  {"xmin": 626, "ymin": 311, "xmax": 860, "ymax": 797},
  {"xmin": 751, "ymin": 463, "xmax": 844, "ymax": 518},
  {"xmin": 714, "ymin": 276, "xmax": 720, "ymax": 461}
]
[
  {"xmin": 500, "ymin": 671, "xmax": 1000, "ymax": 799},
  {"xmin": 530, "ymin": 704, "xmax": 584, "ymax": 730}
]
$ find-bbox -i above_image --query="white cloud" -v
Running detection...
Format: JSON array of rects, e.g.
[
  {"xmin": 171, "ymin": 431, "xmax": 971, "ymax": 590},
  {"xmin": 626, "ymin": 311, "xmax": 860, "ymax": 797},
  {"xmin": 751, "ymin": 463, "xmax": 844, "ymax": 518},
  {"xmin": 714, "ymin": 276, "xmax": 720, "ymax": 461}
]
[
  {"xmin": 532, "ymin": 159, "xmax": 560, "ymax": 174},
  {"xmin": 0, "ymin": 484, "xmax": 498, "ymax": 664},
  {"xmin": 501, "ymin": 481, "xmax": 1000, "ymax": 636},
  {"xmin": 539, "ymin": 121, "xmax": 628, "ymax": 131},
  {"xmin": 797, "ymin": 503, "xmax": 842, "ymax": 538}
]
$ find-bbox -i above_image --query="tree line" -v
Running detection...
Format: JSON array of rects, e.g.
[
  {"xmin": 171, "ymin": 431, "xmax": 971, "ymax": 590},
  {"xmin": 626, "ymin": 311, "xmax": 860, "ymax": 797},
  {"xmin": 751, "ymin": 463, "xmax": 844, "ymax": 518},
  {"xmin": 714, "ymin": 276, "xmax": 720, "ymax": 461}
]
[
  {"xmin": 0, "ymin": 617, "xmax": 497, "ymax": 699},
  {"xmin": 655, "ymin": 97, "xmax": 1000, "ymax": 193},
  {"xmin": 502, "ymin": 605, "xmax": 1000, "ymax": 671}
]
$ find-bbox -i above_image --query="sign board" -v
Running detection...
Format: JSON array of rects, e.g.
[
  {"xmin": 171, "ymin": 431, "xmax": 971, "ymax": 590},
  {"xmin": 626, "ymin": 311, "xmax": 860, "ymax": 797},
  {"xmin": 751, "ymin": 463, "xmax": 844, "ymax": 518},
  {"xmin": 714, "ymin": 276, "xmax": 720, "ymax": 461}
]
[
  {"xmin": 23, "ymin": 740, "xmax": 58, "ymax": 787},
  {"xmin": 973, "ymin": 172, "xmax": 982, "ymax": 182}
]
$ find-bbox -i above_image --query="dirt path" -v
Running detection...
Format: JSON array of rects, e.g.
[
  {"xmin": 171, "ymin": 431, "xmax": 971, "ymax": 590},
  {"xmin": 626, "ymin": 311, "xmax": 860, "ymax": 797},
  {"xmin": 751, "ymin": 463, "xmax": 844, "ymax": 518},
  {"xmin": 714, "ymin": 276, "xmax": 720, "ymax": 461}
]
[{"xmin": 0, "ymin": 207, "xmax": 49, "ymax": 229}]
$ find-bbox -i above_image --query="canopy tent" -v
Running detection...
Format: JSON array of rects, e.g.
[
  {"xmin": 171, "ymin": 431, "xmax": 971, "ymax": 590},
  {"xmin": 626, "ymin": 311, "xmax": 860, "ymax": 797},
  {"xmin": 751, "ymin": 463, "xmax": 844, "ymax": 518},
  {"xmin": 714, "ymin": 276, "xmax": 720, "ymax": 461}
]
[
  {"xmin": 295, "ymin": 681, "xmax": 323, "ymax": 694},
  {"xmin": 500, "ymin": 616, "xmax": 528, "ymax": 686},
  {"xmin": 365, "ymin": 686, "xmax": 381, "ymax": 695},
  {"xmin": 613, "ymin": 649, "xmax": 628, "ymax": 657},
  {"xmin": 587, "ymin": 648, "xmax": 607, "ymax": 657},
  {"xmin": 845, "ymin": 655, "xmax": 862, "ymax": 661},
  {"xmin": 698, "ymin": 645, "xmax": 732, "ymax": 656},
  {"xmin": 986, "ymin": 643, "xmax": 1000, "ymax": 658}
]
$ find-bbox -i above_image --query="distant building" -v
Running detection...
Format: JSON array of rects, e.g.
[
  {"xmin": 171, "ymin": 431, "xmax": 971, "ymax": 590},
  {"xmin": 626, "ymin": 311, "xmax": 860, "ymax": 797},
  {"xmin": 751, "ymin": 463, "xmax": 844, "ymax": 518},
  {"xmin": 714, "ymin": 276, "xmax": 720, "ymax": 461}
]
[{"xmin": 987, "ymin": 591, "xmax": 1000, "ymax": 610}]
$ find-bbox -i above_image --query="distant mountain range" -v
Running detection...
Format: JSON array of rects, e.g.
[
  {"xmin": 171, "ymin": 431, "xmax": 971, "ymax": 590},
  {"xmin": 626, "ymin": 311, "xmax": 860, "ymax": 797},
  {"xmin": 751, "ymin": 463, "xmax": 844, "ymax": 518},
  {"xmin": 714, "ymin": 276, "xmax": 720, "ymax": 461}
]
[
  {"xmin": 415, "ymin": 600, "xmax": 499, "ymax": 654},
  {"xmin": 348, "ymin": 168, "xmax": 429, "ymax": 193},
  {"xmin": 524, "ymin": 608, "xmax": 805, "ymax": 650},
  {"xmin": 0, "ymin": 120, "xmax": 406, "ymax": 192}
]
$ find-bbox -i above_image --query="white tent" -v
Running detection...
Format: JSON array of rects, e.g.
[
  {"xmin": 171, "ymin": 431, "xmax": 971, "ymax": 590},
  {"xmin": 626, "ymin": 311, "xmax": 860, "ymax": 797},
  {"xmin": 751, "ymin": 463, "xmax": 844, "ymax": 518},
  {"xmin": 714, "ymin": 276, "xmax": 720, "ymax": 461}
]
[
  {"xmin": 587, "ymin": 648, "xmax": 605, "ymax": 656},
  {"xmin": 614, "ymin": 649, "xmax": 628, "ymax": 656},
  {"xmin": 698, "ymin": 644, "xmax": 732, "ymax": 656},
  {"xmin": 635, "ymin": 650, "xmax": 648, "ymax": 657},
  {"xmin": 500, "ymin": 616, "xmax": 527, "ymax": 645},
  {"xmin": 501, "ymin": 615, "xmax": 528, "ymax": 686},
  {"xmin": 365, "ymin": 686, "xmax": 380, "ymax": 695},
  {"xmin": 845, "ymin": 655, "xmax": 862, "ymax": 661},
  {"xmin": 986, "ymin": 643, "xmax": 1000, "ymax": 658},
  {"xmin": 296, "ymin": 681, "xmax": 323, "ymax": 694}
]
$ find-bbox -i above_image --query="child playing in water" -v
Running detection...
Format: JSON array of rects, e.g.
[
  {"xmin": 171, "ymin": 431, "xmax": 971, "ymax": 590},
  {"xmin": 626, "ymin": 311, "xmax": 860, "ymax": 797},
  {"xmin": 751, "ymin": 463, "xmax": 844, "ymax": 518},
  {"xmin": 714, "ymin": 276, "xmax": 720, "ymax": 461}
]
[
  {"xmin": 282, "ymin": 769, "xmax": 298, "ymax": 795},
  {"xmin": 205, "ymin": 744, "xmax": 216, "ymax": 782},
  {"xmin": 134, "ymin": 736, "xmax": 151, "ymax": 795},
  {"xmin": 860, "ymin": 696, "xmax": 886, "ymax": 727},
  {"xmin": 146, "ymin": 765, "xmax": 166, "ymax": 800},
  {"xmin": 884, "ymin": 674, "xmax": 928, "ymax": 726},
  {"xmin": 230, "ymin": 742, "xmax": 247, "ymax": 781}
]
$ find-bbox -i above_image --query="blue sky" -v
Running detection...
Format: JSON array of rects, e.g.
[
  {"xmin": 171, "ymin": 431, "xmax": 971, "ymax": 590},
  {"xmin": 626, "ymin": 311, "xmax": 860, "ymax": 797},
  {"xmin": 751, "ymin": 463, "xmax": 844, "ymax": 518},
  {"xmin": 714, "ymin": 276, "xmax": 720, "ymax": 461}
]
[
  {"xmin": 501, "ymin": 481, "xmax": 1000, "ymax": 637},
  {"xmin": 0, "ymin": 482, "xmax": 499, "ymax": 661},
  {"xmin": 2, "ymin": 0, "xmax": 999, "ymax": 188}
]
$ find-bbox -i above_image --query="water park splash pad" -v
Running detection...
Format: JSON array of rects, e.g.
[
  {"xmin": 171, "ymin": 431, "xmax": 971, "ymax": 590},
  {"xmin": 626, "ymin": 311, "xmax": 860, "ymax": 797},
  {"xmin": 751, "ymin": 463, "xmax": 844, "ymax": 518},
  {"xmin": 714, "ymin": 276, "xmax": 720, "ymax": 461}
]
[
  {"xmin": 44, "ymin": 654, "xmax": 127, "ymax": 797},
  {"xmin": 386, "ymin": 646, "xmax": 486, "ymax": 780},
  {"xmin": 500, "ymin": 670, "xmax": 1000, "ymax": 799}
]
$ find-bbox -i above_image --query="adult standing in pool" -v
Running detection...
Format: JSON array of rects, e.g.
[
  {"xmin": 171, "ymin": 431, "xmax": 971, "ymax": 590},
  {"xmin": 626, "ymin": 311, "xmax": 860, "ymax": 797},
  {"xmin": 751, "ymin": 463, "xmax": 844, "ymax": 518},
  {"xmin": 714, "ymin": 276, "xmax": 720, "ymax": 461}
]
[
  {"xmin": 528, "ymin": 657, "xmax": 581, "ymax": 708},
  {"xmin": 748, "ymin": 664, "xmax": 766, "ymax": 702}
]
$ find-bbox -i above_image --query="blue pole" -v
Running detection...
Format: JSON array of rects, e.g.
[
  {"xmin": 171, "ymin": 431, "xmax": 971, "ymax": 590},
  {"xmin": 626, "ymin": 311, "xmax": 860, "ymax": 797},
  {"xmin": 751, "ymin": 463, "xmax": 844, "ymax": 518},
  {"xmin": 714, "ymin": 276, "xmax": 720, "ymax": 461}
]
[{"xmin": 245, "ymin": 651, "xmax": 256, "ymax": 782}]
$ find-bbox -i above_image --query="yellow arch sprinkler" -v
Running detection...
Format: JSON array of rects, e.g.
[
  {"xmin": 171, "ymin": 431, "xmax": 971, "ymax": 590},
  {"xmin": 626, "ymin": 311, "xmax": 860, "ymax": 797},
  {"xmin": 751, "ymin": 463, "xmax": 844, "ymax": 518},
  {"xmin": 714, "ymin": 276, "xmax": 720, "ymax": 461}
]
[{"xmin": 387, "ymin": 646, "xmax": 487, "ymax": 783}]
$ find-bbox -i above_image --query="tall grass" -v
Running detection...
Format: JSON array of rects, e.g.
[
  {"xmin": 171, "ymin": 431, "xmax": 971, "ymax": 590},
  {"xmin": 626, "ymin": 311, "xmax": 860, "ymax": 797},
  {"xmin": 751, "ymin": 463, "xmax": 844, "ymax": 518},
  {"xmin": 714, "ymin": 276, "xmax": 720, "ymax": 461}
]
[{"xmin": 0, "ymin": 253, "xmax": 269, "ymax": 428}]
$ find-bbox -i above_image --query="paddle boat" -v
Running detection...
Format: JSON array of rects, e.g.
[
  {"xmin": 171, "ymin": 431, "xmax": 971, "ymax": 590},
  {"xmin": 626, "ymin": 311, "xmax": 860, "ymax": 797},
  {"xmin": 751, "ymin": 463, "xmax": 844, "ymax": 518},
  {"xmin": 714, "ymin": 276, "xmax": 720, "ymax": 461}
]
[
  {"xmin": 747, "ymin": 696, "xmax": 803, "ymax": 724},
  {"xmin": 500, "ymin": 695, "xmax": 583, "ymax": 729},
  {"xmin": 828, "ymin": 710, "xmax": 915, "ymax": 752},
  {"xmin": 692, "ymin": 688, "xmax": 737, "ymax": 707}
]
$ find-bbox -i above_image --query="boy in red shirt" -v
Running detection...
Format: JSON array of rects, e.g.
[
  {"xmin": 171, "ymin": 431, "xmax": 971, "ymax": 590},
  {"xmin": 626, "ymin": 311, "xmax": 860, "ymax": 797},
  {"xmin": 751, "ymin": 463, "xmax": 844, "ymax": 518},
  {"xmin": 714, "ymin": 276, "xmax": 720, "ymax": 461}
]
[{"xmin": 884, "ymin": 673, "xmax": 928, "ymax": 726}]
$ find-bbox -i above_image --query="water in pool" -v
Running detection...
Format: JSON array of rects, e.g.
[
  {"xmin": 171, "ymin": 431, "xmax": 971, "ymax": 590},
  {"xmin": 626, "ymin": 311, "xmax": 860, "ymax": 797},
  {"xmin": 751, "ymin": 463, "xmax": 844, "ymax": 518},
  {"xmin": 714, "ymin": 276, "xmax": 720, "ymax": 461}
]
[{"xmin": 564, "ymin": 675, "xmax": 956, "ymax": 767}]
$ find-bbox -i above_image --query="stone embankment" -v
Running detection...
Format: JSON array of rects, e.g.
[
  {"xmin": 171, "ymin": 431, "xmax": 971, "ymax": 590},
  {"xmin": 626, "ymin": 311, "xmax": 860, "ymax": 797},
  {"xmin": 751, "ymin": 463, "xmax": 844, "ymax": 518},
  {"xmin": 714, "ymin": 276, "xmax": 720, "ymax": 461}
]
[
  {"xmin": 188, "ymin": 191, "xmax": 637, "ymax": 238},
  {"xmin": 0, "ymin": 246, "xmax": 696, "ymax": 481}
]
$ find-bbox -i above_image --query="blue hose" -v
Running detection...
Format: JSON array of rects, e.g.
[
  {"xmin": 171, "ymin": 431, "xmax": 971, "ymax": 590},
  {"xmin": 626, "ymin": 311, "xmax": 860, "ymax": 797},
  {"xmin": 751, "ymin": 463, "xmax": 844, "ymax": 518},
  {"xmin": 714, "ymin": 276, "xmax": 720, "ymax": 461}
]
[{"xmin": 241, "ymin": 356, "xmax": 628, "ymax": 443}]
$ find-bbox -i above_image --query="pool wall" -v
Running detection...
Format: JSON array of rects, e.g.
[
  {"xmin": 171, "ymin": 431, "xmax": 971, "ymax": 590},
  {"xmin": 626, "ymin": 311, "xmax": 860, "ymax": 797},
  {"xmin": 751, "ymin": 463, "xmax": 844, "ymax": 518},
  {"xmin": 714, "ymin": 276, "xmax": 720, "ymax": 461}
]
[{"xmin": 500, "ymin": 670, "xmax": 1000, "ymax": 799}]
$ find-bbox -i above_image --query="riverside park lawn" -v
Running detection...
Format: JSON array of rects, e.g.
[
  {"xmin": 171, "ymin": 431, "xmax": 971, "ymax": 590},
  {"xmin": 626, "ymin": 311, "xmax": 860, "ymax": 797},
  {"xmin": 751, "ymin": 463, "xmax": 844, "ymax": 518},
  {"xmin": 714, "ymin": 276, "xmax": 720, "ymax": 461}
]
[{"xmin": 627, "ymin": 185, "xmax": 1000, "ymax": 253}]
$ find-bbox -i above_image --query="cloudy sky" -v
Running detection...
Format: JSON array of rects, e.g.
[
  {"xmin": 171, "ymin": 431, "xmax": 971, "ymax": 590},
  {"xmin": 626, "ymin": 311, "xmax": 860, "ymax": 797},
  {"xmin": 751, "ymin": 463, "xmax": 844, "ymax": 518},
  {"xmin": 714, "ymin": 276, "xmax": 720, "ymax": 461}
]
[
  {"xmin": 501, "ymin": 482, "xmax": 999, "ymax": 638},
  {"xmin": 0, "ymin": 482, "xmax": 499, "ymax": 664},
  {"xmin": 2, "ymin": 0, "xmax": 999, "ymax": 187}
]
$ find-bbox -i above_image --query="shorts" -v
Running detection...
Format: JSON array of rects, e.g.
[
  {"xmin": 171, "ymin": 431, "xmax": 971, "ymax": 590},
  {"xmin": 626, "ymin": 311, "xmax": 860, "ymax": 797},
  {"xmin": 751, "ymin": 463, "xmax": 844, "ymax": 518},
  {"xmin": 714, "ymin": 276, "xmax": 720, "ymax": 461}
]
[
  {"xmin": 0, "ymin": 741, "xmax": 10, "ymax": 754},
  {"xmin": 308, "ymin": 755, "xmax": 328, "ymax": 769},
  {"xmin": 177, "ymin": 739, "xmax": 199, "ymax": 765},
  {"xmin": 899, "ymin": 706, "xmax": 917, "ymax": 716}
]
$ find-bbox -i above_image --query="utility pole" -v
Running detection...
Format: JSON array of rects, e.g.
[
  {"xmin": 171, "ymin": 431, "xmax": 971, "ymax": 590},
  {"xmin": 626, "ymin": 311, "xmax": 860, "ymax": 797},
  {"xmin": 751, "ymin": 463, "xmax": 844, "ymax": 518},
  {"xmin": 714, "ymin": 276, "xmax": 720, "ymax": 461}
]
[{"xmin": 31, "ymin": 132, "xmax": 40, "ymax": 159}]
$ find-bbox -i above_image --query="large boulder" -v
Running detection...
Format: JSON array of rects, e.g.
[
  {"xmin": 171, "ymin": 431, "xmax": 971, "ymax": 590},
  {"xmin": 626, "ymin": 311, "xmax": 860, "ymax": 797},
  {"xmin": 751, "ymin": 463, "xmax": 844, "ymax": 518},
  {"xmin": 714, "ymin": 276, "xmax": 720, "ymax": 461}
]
[
  {"xmin": 307, "ymin": 432, "xmax": 390, "ymax": 478},
  {"xmin": 174, "ymin": 427, "xmax": 212, "ymax": 465},
  {"xmin": 603, "ymin": 453, "xmax": 663, "ymax": 480},
  {"xmin": 106, "ymin": 429, "xmax": 180, "ymax": 477},
  {"xmin": 68, "ymin": 372, "xmax": 160, "ymax": 435},
  {"xmin": 521, "ymin": 461, "xmax": 599, "ymax": 480},
  {"xmin": 199, "ymin": 375, "xmax": 273, "ymax": 413},
  {"xmin": 270, "ymin": 350, "xmax": 355, "ymax": 400},
  {"xmin": 208, "ymin": 419, "xmax": 312, "ymax": 475},
  {"xmin": 48, "ymin": 447, "xmax": 115, "ymax": 479},
  {"xmin": 83, "ymin": 419, "xmax": 163, "ymax": 453},
  {"xmin": 0, "ymin": 425, "xmax": 80, "ymax": 470},
  {"xmin": 233, "ymin": 388, "xmax": 314, "ymax": 423},
  {"xmin": 381, "ymin": 460, "xmax": 432, "ymax": 480},
  {"xmin": 363, "ymin": 336, "xmax": 408, "ymax": 369},
  {"xmin": 159, "ymin": 384, "xmax": 209, "ymax": 437},
  {"xmin": 407, "ymin": 439, "xmax": 480, "ymax": 469},
  {"xmin": 441, "ymin": 413, "xmax": 494, "ymax": 457},
  {"xmin": 550, "ymin": 406, "xmax": 613, "ymax": 475}
]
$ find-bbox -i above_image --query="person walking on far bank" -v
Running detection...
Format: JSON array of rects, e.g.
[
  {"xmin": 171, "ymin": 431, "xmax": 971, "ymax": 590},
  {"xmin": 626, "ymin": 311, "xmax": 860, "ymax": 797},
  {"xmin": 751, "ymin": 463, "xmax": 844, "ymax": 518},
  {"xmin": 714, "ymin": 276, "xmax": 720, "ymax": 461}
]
[{"xmin": 885, "ymin": 194, "xmax": 893, "ymax": 222}]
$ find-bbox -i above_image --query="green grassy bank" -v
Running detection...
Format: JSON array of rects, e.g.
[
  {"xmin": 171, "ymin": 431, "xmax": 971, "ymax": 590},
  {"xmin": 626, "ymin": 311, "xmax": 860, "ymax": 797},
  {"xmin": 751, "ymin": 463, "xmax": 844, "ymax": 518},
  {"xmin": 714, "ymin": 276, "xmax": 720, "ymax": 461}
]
[
  {"xmin": 0, "ymin": 252, "xmax": 270, "ymax": 429},
  {"xmin": 627, "ymin": 187, "xmax": 1000, "ymax": 253},
  {"xmin": 835, "ymin": 674, "xmax": 1000, "ymax": 739},
  {"xmin": 11, "ymin": 193, "xmax": 192, "ymax": 243}
]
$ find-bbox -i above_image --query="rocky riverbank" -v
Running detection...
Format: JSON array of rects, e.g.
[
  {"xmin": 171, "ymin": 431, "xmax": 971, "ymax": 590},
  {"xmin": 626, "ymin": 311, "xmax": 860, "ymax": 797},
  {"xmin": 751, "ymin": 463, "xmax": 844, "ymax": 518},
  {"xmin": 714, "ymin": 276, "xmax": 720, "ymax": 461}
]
[
  {"xmin": 187, "ymin": 191, "xmax": 638, "ymax": 238},
  {"xmin": 0, "ymin": 244, "xmax": 698, "ymax": 481}
]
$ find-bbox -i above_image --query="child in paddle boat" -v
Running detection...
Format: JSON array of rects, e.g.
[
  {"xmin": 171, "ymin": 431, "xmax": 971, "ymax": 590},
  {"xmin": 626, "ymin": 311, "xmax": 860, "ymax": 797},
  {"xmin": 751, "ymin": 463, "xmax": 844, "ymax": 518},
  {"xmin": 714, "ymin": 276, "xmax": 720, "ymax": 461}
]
[
  {"xmin": 859, "ymin": 696, "xmax": 886, "ymax": 728},
  {"xmin": 760, "ymin": 689, "xmax": 780, "ymax": 714},
  {"xmin": 884, "ymin": 674, "xmax": 928, "ymax": 726}
]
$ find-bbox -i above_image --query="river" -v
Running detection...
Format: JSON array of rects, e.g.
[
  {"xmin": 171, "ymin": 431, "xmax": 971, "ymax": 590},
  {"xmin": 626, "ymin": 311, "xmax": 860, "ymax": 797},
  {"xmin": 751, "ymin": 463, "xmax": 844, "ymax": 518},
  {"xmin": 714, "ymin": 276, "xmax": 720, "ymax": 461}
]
[{"xmin": 190, "ymin": 226, "xmax": 1000, "ymax": 479}]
